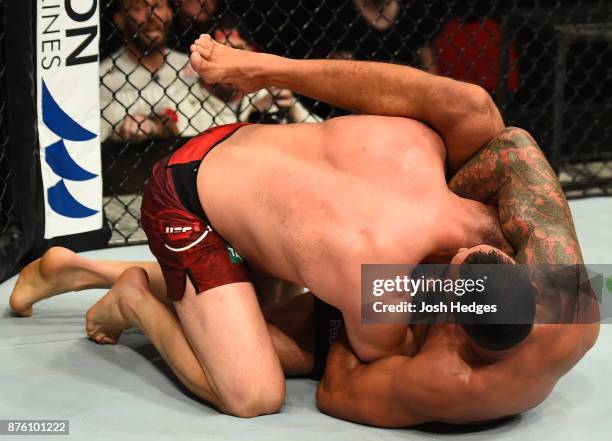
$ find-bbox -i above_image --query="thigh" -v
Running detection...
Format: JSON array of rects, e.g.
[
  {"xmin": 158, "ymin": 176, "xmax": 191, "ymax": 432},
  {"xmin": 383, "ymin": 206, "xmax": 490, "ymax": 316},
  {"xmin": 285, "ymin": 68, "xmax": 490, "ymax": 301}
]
[{"xmin": 173, "ymin": 278, "xmax": 284, "ymax": 403}]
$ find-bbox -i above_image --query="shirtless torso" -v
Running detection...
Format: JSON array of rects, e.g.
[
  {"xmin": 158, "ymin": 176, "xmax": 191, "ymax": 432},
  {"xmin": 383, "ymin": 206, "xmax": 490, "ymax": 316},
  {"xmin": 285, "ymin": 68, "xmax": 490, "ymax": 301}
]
[
  {"xmin": 257, "ymin": 125, "xmax": 600, "ymax": 427},
  {"xmin": 312, "ymin": 127, "xmax": 600, "ymax": 427},
  {"xmin": 199, "ymin": 115, "xmax": 505, "ymax": 360},
  {"xmin": 7, "ymin": 38, "xmax": 599, "ymax": 422},
  {"xmin": 186, "ymin": 37, "xmax": 599, "ymax": 421}
]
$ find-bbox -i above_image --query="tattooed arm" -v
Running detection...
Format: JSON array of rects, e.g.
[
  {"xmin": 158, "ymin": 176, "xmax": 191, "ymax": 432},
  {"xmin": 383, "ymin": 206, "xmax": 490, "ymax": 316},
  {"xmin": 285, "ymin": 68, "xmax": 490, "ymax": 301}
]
[{"xmin": 448, "ymin": 127, "xmax": 582, "ymax": 265}]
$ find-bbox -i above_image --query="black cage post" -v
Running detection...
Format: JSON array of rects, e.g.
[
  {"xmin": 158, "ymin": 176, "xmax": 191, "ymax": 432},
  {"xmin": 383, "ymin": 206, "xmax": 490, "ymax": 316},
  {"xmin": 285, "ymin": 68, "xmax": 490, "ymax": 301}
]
[{"xmin": 0, "ymin": 0, "xmax": 39, "ymax": 282}]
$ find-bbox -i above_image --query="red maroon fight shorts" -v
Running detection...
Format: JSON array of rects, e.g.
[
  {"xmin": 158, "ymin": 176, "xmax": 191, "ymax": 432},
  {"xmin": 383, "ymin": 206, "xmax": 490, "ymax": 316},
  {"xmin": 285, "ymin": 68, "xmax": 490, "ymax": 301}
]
[{"xmin": 141, "ymin": 123, "xmax": 251, "ymax": 301}]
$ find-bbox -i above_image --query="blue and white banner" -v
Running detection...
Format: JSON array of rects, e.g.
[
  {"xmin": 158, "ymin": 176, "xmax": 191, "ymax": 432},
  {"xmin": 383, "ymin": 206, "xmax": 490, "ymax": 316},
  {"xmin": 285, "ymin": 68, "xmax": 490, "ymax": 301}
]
[{"xmin": 37, "ymin": 0, "xmax": 101, "ymax": 239}]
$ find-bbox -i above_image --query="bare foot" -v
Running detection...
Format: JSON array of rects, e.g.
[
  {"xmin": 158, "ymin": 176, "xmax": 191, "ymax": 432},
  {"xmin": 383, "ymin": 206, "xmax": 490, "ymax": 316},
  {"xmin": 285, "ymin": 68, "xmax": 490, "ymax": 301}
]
[
  {"xmin": 189, "ymin": 34, "xmax": 271, "ymax": 93},
  {"xmin": 85, "ymin": 268, "xmax": 146, "ymax": 345},
  {"xmin": 9, "ymin": 247, "xmax": 90, "ymax": 317}
]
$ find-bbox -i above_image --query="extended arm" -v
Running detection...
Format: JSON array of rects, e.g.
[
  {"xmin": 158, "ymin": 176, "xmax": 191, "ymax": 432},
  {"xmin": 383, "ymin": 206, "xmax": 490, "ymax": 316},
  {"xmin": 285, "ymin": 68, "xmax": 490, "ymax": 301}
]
[{"xmin": 190, "ymin": 35, "xmax": 504, "ymax": 173}]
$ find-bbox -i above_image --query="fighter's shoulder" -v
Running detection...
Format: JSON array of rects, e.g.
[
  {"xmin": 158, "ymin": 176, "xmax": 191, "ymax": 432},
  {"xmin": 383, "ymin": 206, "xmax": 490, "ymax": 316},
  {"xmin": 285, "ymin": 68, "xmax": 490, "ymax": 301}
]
[
  {"xmin": 323, "ymin": 115, "xmax": 439, "ymax": 138},
  {"xmin": 485, "ymin": 126, "xmax": 543, "ymax": 157}
]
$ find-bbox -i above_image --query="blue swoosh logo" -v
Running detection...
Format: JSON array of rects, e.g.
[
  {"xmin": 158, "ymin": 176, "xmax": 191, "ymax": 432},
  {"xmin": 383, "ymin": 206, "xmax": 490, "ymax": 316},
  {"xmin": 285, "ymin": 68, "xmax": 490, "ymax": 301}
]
[
  {"xmin": 45, "ymin": 139, "xmax": 98, "ymax": 181},
  {"xmin": 42, "ymin": 81, "xmax": 97, "ymax": 141},
  {"xmin": 48, "ymin": 179, "xmax": 99, "ymax": 218}
]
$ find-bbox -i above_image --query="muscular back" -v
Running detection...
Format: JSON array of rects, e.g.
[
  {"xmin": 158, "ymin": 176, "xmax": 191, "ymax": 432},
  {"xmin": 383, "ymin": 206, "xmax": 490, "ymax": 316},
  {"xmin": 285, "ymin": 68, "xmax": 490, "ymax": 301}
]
[{"xmin": 199, "ymin": 115, "xmax": 449, "ymax": 300}]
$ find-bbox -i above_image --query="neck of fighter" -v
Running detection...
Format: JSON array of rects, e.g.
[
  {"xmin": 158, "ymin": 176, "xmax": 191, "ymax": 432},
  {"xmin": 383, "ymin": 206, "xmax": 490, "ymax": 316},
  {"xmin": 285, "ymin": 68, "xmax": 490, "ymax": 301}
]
[{"xmin": 430, "ymin": 196, "xmax": 513, "ymax": 261}]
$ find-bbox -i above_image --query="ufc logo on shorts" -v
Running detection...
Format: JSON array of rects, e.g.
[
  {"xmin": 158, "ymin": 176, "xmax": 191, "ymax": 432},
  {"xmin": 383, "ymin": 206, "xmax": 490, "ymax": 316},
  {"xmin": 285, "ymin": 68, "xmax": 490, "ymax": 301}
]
[
  {"xmin": 165, "ymin": 226, "xmax": 193, "ymax": 234},
  {"xmin": 163, "ymin": 224, "xmax": 211, "ymax": 252}
]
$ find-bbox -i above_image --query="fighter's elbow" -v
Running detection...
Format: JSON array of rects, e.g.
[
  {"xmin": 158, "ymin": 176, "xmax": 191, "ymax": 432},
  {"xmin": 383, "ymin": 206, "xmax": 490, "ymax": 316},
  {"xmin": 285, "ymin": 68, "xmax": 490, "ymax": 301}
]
[
  {"xmin": 438, "ymin": 81, "xmax": 504, "ymax": 162},
  {"xmin": 315, "ymin": 384, "xmax": 338, "ymax": 415},
  {"xmin": 467, "ymin": 84, "xmax": 505, "ymax": 138}
]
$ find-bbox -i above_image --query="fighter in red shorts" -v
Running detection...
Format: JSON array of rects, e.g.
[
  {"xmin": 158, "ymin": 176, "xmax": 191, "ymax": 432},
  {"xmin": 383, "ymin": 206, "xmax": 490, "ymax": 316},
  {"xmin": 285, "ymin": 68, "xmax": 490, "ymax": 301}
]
[
  {"xmin": 141, "ymin": 123, "xmax": 251, "ymax": 301},
  {"xmin": 9, "ymin": 35, "xmax": 598, "ymax": 423}
]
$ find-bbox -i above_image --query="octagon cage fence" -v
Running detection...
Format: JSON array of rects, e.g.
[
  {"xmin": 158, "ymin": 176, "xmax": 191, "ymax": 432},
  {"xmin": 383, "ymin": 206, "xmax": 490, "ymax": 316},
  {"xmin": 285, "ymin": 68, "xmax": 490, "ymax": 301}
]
[{"xmin": 0, "ymin": 0, "xmax": 611, "ymax": 282}]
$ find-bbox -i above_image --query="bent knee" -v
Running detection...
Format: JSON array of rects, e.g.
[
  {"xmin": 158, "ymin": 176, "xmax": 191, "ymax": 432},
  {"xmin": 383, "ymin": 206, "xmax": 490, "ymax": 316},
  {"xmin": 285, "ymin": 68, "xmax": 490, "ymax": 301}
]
[{"xmin": 221, "ymin": 381, "xmax": 285, "ymax": 418}]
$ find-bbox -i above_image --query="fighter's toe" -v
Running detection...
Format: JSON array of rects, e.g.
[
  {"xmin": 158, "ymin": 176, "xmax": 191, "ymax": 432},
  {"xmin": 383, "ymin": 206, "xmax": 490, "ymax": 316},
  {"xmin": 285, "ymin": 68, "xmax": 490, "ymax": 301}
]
[{"xmin": 190, "ymin": 51, "xmax": 206, "ymax": 72}]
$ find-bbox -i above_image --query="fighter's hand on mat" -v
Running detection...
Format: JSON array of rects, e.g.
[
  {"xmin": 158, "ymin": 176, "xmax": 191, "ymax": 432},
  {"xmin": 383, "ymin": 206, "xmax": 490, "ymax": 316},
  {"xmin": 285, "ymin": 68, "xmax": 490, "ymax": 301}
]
[
  {"xmin": 189, "ymin": 34, "xmax": 269, "ymax": 93},
  {"xmin": 114, "ymin": 113, "xmax": 158, "ymax": 142}
]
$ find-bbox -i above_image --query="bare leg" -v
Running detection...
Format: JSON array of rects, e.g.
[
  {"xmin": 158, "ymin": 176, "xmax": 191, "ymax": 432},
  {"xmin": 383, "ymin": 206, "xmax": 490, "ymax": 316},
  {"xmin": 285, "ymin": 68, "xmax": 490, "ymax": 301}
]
[
  {"xmin": 12, "ymin": 249, "xmax": 315, "ymax": 404},
  {"xmin": 86, "ymin": 271, "xmax": 315, "ymax": 374},
  {"xmin": 85, "ymin": 268, "xmax": 217, "ymax": 402},
  {"xmin": 88, "ymin": 267, "xmax": 285, "ymax": 417},
  {"xmin": 9, "ymin": 247, "xmax": 167, "ymax": 316},
  {"xmin": 9, "ymin": 247, "xmax": 303, "ymax": 316},
  {"xmin": 172, "ymin": 277, "xmax": 285, "ymax": 416}
]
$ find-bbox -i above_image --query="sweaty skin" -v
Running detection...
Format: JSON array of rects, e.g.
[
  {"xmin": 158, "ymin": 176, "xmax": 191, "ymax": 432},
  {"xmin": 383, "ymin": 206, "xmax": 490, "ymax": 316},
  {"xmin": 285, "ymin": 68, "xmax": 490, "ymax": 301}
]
[
  {"xmin": 191, "ymin": 36, "xmax": 509, "ymax": 362},
  {"xmin": 9, "ymin": 36, "xmax": 599, "ymax": 424},
  {"xmin": 190, "ymin": 35, "xmax": 599, "ymax": 425},
  {"xmin": 9, "ymin": 35, "xmax": 510, "ymax": 419},
  {"xmin": 314, "ymin": 129, "xmax": 600, "ymax": 427}
]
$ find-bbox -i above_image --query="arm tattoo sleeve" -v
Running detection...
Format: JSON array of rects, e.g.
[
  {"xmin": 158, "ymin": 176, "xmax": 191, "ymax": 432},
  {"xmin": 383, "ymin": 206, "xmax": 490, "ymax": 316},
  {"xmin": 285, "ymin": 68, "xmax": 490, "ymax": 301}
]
[{"xmin": 448, "ymin": 127, "xmax": 583, "ymax": 265}]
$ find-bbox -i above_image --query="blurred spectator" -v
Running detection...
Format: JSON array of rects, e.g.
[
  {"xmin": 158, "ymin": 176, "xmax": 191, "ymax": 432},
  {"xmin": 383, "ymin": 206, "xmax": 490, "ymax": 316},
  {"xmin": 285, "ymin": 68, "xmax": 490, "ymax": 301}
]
[
  {"xmin": 419, "ymin": 8, "xmax": 520, "ymax": 94},
  {"xmin": 353, "ymin": 0, "xmax": 400, "ymax": 32},
  {"xmin": 100, "ymin": 0, "xmax": 193, "ymax": 142},
  {"xmin": 177, "ymin": 18, "xmax": 321, "ymax": 136},
  {"xmin": 312, "ymin": 0, "xmax": 438, "ymax": 66},
  {"xmin": 171, "ymin": 0, "xmax": 219, "ymax": 53}
]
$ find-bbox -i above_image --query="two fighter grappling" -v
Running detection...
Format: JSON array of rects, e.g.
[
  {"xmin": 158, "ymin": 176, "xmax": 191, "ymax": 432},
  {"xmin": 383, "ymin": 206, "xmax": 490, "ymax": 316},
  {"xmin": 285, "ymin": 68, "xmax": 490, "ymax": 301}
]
[{"xmin": 9, "ymin": 34, "xmax": 599, "ymax": 426}]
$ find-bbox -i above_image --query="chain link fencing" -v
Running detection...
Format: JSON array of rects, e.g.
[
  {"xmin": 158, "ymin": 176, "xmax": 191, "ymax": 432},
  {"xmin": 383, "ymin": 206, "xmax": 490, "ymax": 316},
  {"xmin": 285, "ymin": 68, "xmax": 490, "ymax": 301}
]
[
  {"xmin": 0, "ymin": 0, "xmax": 39, "ymax": 281},
  {"xmin": 0, "ymin": 0, "xmax": 17, "ymax": 259},
  {"xmin": 87, "ymin": 0, "xmax": 612, "ymax": 244}
]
